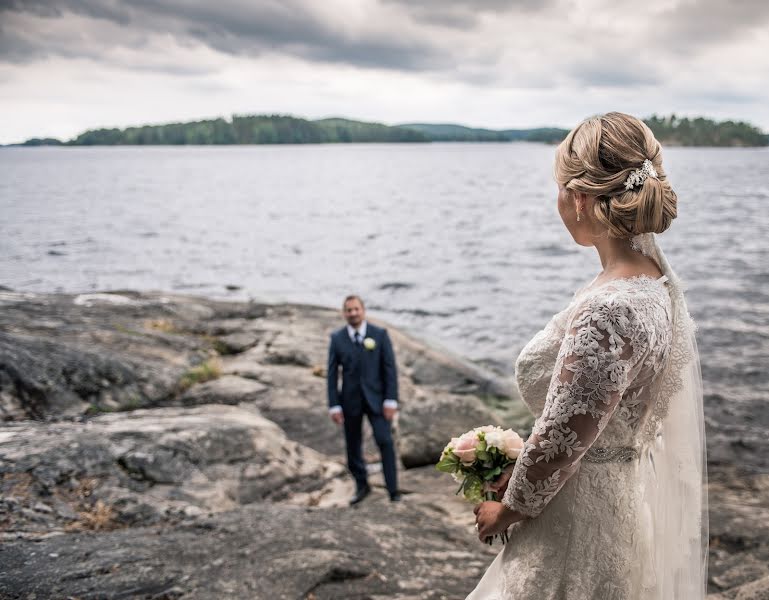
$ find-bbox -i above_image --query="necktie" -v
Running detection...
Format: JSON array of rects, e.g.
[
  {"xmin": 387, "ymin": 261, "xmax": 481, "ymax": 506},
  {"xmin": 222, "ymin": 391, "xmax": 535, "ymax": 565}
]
[{"xmin": 354, "ymin": 331, "xmax": 362, "ymax": 346}]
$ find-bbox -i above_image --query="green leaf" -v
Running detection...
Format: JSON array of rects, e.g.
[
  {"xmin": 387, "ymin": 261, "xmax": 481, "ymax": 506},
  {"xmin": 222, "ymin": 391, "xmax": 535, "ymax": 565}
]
[
  {"xmin": 435, "ymin": 459, "xmax": 458, "ymax": 473},
  {"xmin": 435, "ymin": 451, "xmax": 459, "ymax": 472},
  {"xmin": 463, "ymin": 476, "xmax": 484, "ymax": 503}
]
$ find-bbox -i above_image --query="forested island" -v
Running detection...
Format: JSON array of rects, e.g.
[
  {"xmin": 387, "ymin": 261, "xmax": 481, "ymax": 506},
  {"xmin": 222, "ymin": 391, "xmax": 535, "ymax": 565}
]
[
  {"xmin": 13, "ymin": 113, "xmax": 769, "ymax": 147},
  {"xmin": 644, "ymin": 114, "xmax": 768, "ymax": 147}
]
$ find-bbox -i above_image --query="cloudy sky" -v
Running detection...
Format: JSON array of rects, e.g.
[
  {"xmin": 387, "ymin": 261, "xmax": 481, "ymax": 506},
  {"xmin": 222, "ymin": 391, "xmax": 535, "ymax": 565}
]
[{"xmin": 1, "ymin": 0, "xmax": 768, "ymax": 144}]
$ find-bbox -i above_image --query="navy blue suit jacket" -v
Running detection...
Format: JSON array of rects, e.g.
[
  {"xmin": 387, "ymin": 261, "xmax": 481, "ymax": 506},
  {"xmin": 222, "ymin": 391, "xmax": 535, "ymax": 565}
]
[{"xmin": 327, "ymin": 323, "xmax": 398, "ymax": 416}]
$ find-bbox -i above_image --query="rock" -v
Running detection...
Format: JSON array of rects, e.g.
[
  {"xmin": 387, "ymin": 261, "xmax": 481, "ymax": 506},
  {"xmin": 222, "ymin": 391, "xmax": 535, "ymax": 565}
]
[
  {"xmin": 0, "ymin": 405, "xmax": 342, "ymax": 537},
  {"xmin": 162, "ymin": 299, "xmax": 216, "ymax": 321},
  {"xmin": 151, "ymin": 586, "xmax": 186, "ymax": 600},
  {"xmin": 706, "ymin": 468, "xmax": 769, "ymax": 597},
  {"xmin": 0, "ymin": 470, "xmax": 495, "ymax": 599},
  {"xmin": 397, "ymin": 393, "xmax": 503, "ymax": 468},
  {"xmin": 118, "ymin": 449, "xmax": 194, "ymax": 484},
  {"xmin": 735, "ymin": 575, "xmax": 769, "ymax": 600},
  {"xmin": 73, "ymin": 293, "xmax": 138, "ymax": 307},
  {"xmin": 256, "ymin": 321, "xmax": 331, "ymax": 368},
  {"xmin": 216, "ymin": 332, "xmax": 259, "ymax": 354},
  {"xmin": 0, "ymin": 332, "xmax": 151, "ymax": 419},
  {"xmin": 386, "ymin": 327, "xmax": 516, "ymax": 399},
  {"xmin": 32, "ymin": 502, "xmax": 53, "ymax": 514},
  {"xmin": 180, "ymin": 375, "xmax": 268, "ymax": 405},
  {"xmin": 1, "ymin": 289, "xmax": 765, "ymax": 599},
  {"xmin": 0, "ymin": 292, "xmax": 219, "ymax": 419},
  {"xmin": 200, "ymin": 318, "xmax": 251, "ymax": 336},
  {"xmin": 219, "ymin": 357, "xmax": 274, "ymax": 384},
  {"xmin": 712, "ymin": 559, "xmax": 769, "ymax": 592},
  {"xmin": 263, "ymin": 347, "xmax": 313, "ymax": 367},
  {"xmin": 0, "ymin": 292, "xmax": 300, "ymax": 421},
  {"xmin": 51, "ymin": 497, "xmax": 77, "ymax": 520}
]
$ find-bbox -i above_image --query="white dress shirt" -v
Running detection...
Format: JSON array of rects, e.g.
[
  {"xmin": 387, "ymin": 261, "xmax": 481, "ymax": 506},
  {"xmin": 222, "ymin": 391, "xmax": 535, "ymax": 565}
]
[{"xmin": 329, "ymin": 320, "xmax": 398, "ymax": 414}]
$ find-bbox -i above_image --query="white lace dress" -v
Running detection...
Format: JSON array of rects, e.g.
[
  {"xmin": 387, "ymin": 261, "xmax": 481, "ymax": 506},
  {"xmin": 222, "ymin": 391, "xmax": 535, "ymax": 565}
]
[{"xmin": 468, "ymin": 274, "xmax": 674, "ymax": 600}]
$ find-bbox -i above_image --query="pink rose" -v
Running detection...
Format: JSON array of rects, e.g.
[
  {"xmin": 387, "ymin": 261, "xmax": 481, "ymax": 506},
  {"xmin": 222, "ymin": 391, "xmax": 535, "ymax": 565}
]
[
  {"xmin": 502, "ymin": 429, "xmax": 524, "ymax": 460},
  {"xmin": 453, "ymin": 432, "xmax": 479, "ymax": 464},
  {"xmin": 441, "ymin": 437, "xmax": 460, "ymax": 459}
]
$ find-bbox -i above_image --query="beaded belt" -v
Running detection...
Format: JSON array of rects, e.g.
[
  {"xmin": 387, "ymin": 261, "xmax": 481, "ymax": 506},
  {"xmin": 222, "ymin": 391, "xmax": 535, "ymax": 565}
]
[{"xmin": 583, "ymin": 446, "xmax": 639, "ymax": 463}]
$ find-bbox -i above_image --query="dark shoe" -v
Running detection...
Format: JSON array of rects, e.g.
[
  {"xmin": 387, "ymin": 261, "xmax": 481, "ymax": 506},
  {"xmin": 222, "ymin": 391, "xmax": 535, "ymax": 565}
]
[
  {"xmin": 349, "ymin": 485, "xmax": 371, "ymax": 505},
  {"xmin": 389, "ymin": 493, "xmax": 402, "ymax": 502}
]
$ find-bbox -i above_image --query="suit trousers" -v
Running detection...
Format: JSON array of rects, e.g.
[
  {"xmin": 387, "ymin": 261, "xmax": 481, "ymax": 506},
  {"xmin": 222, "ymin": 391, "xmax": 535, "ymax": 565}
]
[{"xmin": 343, "ymin": 404, "xmax": 398, "ymax": 497}]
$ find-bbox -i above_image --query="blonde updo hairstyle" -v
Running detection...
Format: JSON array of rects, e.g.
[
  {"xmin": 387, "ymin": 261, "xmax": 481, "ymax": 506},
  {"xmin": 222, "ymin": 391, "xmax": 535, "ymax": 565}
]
[{"xmin": 555, "ymin": 112, "xmax": 677, "ymax": 237}]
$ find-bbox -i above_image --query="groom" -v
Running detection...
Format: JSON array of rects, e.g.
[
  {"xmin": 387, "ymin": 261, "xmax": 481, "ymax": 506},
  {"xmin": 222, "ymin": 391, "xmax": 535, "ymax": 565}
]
[{"xmin": 327, "ymin": 295, "xmax": 401, "ymax": 504}]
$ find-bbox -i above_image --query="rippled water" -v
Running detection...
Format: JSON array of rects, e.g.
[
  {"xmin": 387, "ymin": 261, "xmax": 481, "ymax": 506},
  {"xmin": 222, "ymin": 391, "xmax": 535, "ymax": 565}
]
[{"xmin": 2, "ymin": 144, "xmax": 768, "ymax": 468}]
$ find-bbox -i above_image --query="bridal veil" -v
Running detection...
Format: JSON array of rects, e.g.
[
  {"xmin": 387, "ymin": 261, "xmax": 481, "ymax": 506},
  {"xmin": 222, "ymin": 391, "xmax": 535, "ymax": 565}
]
[{"xmin": 632, "ymin": 233, "xmax": 708, "ymax": 598}]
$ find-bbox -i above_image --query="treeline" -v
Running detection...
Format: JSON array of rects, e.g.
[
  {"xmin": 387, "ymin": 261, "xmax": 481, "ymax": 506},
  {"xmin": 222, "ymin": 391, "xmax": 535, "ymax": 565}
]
[
  {"xmin": 17, "ymin": 115, "xmax": 563, "ymax": 146},
  {"xmin": 64, "ymin": 115, "xmax": 428, "ymax": 146},
  {"xmin": 19, "ymin": 137, "xmax": 64, "ymax": 146},
  {"xmin": 14, "ymin": 114, "xmax": 769, "ymax": 147},
  {"xmin": 399, "ymin": 123, "xmax": 568, "ymax": 143},
  {"xmin": 644, "ymin": 115, "xmax": 768, "ymax": 146}
]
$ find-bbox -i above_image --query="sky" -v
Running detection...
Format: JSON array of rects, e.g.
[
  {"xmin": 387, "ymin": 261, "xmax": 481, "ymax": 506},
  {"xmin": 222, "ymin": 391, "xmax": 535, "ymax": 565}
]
[{"xmin": 1, "ymin": 0, "xmax": 768, "ymax": 144}]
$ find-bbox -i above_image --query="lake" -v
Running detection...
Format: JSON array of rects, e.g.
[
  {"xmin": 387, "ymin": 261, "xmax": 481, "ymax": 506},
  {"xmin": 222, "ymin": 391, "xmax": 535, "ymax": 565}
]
[{"xmin": 2, "ymin": 143, "xmax": 768, "ymax": 468}]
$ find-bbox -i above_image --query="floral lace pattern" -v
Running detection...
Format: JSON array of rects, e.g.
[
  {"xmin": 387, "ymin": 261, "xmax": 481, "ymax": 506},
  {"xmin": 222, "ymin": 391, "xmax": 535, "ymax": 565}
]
[
  {"xmin": 467, "ymin": 263, "xmax": 704, "ymax": 600},
  {"xmin": 503, "ymin": 277, "xmax": 672, "ymax": 518}
]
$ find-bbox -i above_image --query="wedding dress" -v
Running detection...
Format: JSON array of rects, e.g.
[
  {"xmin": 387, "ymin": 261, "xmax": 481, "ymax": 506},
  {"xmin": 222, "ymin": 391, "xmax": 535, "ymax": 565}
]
[{"xmin": 467, "ymin": 234, "xmax": 708, "ymax": 600}]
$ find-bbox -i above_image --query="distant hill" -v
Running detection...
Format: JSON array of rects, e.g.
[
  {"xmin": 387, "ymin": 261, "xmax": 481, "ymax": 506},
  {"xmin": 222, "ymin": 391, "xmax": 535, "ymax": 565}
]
[
  {"xmin": 397, "ymin": 123, "xmax": 510, "ymax": 141},
  {"xmin": 10, "ymin": 114, "xmax": 768, "ymax": 147},
  {"xmin": 398, "ymin": 123, "xmax": 568, "ymax": 143}
]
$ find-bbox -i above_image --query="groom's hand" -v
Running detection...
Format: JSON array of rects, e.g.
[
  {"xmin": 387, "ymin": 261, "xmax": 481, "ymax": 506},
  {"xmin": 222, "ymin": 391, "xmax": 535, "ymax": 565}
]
[
  {"xmin": 330, "ymin": 411, "xmax": 344, "ymax": 425},
  {"xmin": 383, "ymin": 406, "xmax": 397, "ymax": 421},
  {"xmin": 474, "ymin": 501, "xmax": 524, "ymax": 542}
]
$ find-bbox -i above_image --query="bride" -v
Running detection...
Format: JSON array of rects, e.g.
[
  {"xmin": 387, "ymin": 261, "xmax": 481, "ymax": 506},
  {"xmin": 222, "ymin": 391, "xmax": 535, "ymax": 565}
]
[{"xmin": 469, "ymin": 113, "xmax": 708, "ymax": 599}]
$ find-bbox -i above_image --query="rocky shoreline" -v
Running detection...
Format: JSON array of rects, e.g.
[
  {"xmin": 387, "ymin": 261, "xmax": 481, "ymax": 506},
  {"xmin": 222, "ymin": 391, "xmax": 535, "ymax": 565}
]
[{"xmin": 0, "ymin": 289, "xmax": 767, "ymax": 599}]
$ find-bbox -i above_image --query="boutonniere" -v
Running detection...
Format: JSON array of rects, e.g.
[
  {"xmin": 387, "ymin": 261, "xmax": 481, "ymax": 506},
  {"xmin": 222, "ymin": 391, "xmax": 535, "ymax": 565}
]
[{"xmin": 363, "ymin": 337, "xmax": 376, "ymax": 350}]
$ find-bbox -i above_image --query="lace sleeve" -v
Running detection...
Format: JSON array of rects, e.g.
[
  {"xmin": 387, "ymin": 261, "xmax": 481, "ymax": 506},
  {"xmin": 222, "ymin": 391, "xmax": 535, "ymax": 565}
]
[{"xmin": 503, "ymin": 292, "xmax": 649, "ymax": 518}]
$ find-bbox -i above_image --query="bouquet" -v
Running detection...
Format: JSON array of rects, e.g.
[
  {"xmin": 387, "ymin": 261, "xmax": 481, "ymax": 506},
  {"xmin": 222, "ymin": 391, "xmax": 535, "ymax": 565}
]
[{"xmin": 436, "ymin": 425, "xmax": 523, "ymax": 544}]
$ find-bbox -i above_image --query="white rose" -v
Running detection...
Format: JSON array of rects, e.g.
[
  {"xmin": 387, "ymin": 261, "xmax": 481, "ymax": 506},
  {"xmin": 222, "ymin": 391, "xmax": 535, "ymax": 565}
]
[
  {"xmin": 501, "ymin": 429, "xmax": 524, "ymax": 460},
  {"xmin": 473, "ymin": 425, "xmax": 496, "ymax": 434},
  {"xmin": 484, "ymin": 429, "xmax": 505, "ymax": 451},
  {"xmin": 363, "ymin": 337, "xmax": 376, "ymax": 350}
]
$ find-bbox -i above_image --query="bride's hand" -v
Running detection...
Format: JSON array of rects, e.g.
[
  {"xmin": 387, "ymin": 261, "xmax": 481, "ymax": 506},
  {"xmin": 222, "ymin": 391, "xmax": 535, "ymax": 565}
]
[
  {"xmin": 474, "ymin": 501, "xmax": 524, "ymax": 542},
  {"xmin": 484, "ymin": 469, "xmax": 513, "ymax": 497}
]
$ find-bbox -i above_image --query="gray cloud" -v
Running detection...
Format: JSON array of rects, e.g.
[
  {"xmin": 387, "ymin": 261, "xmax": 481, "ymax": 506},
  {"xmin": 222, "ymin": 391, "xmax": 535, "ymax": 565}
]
[
  {"xmin": 0, "ymin": 0, "xmax": 451, "ymax": 72},
  {"xmin": 380, "ymin": 0, "xmax": 558, "ymax": 30},
  {"xmin": 0, "ymin": 23, "xmax": 40, "ymax": 63},
  {"xmin": 0, "ymin": 0, "xmax": 132, "ymax": 22},
  {"xmin": 567, "ymin": 61, "xmax": 662, "ymax": 88},
  {"xmin": 3, "ymin": 0, "xmax": 762, "ymax": 85},
  {"xmin": 1, "ymin": 0, "xmax": 769, "ymax": 140},
  {"xmin": 676, "ymin": 87, "xmax": 765, "ymax": 107},
  {"xmin": 656, "ymin": 0, "xmax": 769, "ymax": 53}
]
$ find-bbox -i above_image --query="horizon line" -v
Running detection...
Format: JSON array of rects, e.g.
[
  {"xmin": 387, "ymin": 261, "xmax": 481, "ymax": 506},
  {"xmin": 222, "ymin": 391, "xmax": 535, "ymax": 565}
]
[{"xmin": 4, "ymin": 111, "xmax": 767, "ymax": 146}]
